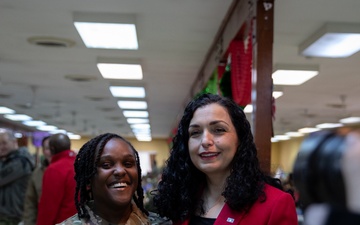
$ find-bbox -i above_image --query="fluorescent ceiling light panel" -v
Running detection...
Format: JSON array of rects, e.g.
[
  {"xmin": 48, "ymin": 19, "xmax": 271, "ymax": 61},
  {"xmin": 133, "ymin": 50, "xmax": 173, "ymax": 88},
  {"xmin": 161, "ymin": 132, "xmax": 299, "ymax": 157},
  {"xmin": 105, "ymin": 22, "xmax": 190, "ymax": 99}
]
[
  {"xmin": 0, "ymin": 106, "xmax": 15, "ymax": 114},
  {"xmin": 132, "ymin": 128, "xmax": 151, "ymax": 135},
  {"xmin": 244, "ymin": 105, "xmax": 253, "ymax": 113},
  {"xmin": 339, "ymin": 117, "xmax": 360, "ymax": 124},
  {"xmin": 316, "ymin": 123, "xmax": 343, "ymax": 129},
  {"xmin": 98, "ymin": 63, "xmax": 143, "ymax": 80},
  {"xmin": 273, "ymin": 135, "xmax": 290, "ymax": 141},
  {"xmin": 285, "ymin": 132, "xmax": 304, "ymax": 137},
  {"xmin": 123, "ymin": 110, "xmax": 149, "ymax": 118},
  {"xmin": 131, "ymin": 123, "xmax": 150, "ymax": 129},
  {"xmin": 23, "ymin": 120, "xmax": 47, "ymax": 127},
  {"xmin": 127, "ymin": 118, "xmax": 149, "ymax": 124},
  {"xmin": 272, "ymin": 91, "xmax": 283, "ymax": 99},
  {"xmin": 299, "ymin": 23, "xmax": 360, "ymax": 58},
  {"xmin": 4, "ymin": 114, "xmax": 32, "ymax": 121},
  {"xmin": 272, "ymin": 69, "xmax": 318, "ymax": 85},
  {"xmin": 109, "ymin": 86, "xmax": 145, "ymax": 98},
  {"xmin": 74, "ymin": 22, "xmax": 138, "ymax": 49},
  {"xmin": 136, "ymin": 136, "xmax": 152, "ymax": 142},
  {"xmin": 298, "ymin": 127, "xmax": 321, "ymax": 133},
  {"xmin": 118, "ymin": 101, "xmax": 147, "ymax": 109},
  {"xmin": 37, "ymin": 125, "xmax": 58, "ymax": 131},
  {"xmin": 68, "ymin": 134, "xmax": 81, "ymax": 140}
]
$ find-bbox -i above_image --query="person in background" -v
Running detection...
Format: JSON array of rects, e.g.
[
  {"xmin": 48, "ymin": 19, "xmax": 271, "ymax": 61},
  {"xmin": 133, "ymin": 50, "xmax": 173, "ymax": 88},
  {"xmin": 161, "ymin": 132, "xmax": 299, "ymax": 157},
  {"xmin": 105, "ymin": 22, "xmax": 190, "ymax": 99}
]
[
  {"xmin": 58, "ymin": 133, "xmax": 170, "ymax": 225},
  {"xmin": 0, "ymin": 128, "xmax": 34, "ymax": 225},
  {"xmin": 37, "ymin": 133, "xmax": 77, "ymax": 225},
  {"xmin": 153, "ymin": 93, "xmax": 297, "ymax": 225},
  {"xmin": 301, "ymin": 130, "xmax": 360, "ymax": 225},
  {"xmin": 22, "ymin": 136, "xmax": 51, "ymax": 225}
]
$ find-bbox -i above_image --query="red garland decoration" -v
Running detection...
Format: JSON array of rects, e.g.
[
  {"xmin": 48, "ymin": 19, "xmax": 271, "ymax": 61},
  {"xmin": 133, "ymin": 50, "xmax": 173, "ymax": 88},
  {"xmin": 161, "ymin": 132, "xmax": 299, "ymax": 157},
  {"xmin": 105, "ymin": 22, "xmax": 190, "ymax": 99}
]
[{"xmin": 229, "ymin": 22, "xmax": 253, "ymax": 107}]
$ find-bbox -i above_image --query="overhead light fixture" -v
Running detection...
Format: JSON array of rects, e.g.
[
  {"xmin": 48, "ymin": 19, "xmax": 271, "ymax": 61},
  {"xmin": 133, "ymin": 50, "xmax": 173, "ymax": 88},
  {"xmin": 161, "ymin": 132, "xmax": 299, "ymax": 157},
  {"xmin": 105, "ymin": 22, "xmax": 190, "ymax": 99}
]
[
  {"xmin": 127, "ymin": 118, "xmax": 149, "ymax": 124},
  {"xmin": 339, "ymin": 116, "xmax": 360, "ymax": 124},
  {"xmin": 97, "ymin": 58, "xmax": 143, "ymax": 80},
  {"xmin": 316, "ymin": 123, "xmax": 343, "ymax": 129},
  {"xmin": 109, "ymin": 86, "xmax": 145, "ymax": 98},
  {"xmin": 37, "ymin": 125, "xmax": 58, "ymax": 131},
  {"xmin": 285, "ymin": 132, "xmax": 304, "ymax": 137},
  {"xmin": 4, "ymin": 114, "xmax": 32, "ymax": 121},
  {"xmin": 272, "ymin": 91, "xmax": 283, "ymax": 99},
  {"xmin": 136, "ymin": 135, "xmax": 152, "ymax": 142},
  {"xmin": 68, "ymin": 134, "xmax": 81, "ymax": 140},
  {"xmin": 123, "ymin": 110, "xmax": 149, "ymax": 118},
  {"xmin": 299, "ymin": 22, "xmax": 360, "ymax": 58},
  {"xmin": 272, "ymin": 65, "xmax": 319, "ymax": 85},
  {"xmin": 0, "ymin": 106, "xmax": 15, "ymax": 114},
  {"xmin": 244, "ymin": 105, "xmax": 253, "ymax": 113},
  {"xmin": 118, "ymin": 100, "xmax": 147, "ymax": 109},
  {"xmin": 273, "ymin": 135, "xmax": 290, "ymax": 141},
  {"xmin": 298, "ymin": 127, "xmax": 321, "ymax": 134},
  {"xmin": 23, "ymin": 120, "xmax": 47, "ymax": 127},
  {"xmin": 130, "ymin": 123, "xmax": 150, "ymax": 129},
  {"xmin": 74, "ymin": 12, "xmax": 138, "ymax": 49}
]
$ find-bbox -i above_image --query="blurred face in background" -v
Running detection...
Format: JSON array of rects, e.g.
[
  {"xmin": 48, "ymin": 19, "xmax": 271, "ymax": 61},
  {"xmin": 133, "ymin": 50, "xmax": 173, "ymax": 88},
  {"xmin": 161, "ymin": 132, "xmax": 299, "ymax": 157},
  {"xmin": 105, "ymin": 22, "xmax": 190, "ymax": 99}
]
[
  {"xmin": 0, "ymin": 132, "xmax": 18, "ymax": 158},
  {"xmin": 42, "ymin": 138, "xmax": 51, "ymax": 163}
]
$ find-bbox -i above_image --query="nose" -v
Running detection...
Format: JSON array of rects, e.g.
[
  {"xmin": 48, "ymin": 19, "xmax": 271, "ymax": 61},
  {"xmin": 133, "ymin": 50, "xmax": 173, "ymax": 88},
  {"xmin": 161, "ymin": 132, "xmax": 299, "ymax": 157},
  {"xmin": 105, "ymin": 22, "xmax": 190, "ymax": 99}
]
[
  {"xmin": 201, "ymin": 130, "xmax": 214, "ymax": 147},
  {"xmin": 113, "ymin": 164, "xmax": 126, "ymax": 177}
]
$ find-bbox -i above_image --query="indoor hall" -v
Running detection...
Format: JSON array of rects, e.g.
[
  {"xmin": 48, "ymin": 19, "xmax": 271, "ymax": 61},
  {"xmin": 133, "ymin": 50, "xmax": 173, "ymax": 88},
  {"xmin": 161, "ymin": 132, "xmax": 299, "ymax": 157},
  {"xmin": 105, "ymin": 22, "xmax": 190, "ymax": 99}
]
[{"xmin": 1, "ymin": 0, "xmax": 360, "ymax": 224}]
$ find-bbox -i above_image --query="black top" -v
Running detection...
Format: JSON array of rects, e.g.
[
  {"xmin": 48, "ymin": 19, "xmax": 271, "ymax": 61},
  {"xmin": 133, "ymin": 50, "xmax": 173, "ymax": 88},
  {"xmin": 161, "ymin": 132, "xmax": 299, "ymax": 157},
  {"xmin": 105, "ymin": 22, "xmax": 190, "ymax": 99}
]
[
  {"xmin": 325, "ymin": 207, "xmax": 360, "ymax": 225},
  {"xmin": 189, "ymin": 216, "xmax": 216, "ymax": 225}
]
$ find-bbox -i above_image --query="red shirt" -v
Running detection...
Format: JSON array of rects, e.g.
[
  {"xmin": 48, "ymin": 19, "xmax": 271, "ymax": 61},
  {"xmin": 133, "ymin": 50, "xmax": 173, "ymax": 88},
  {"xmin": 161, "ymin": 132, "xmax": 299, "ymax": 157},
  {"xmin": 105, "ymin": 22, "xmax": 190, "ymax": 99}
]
[
  {"xmin": 37, "ymin": 150, "xmax": 77, "ymax": 225},
  {"xmin": 175, "ymin": 184, "xmax": 298, "ymax": 225}
]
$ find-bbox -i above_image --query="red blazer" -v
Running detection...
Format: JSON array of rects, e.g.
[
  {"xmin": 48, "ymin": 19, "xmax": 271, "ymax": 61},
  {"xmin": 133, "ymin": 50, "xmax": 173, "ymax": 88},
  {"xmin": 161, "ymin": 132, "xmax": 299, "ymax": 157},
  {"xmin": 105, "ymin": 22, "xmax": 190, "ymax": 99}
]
[
  {"xmin": 174, "ymin": 184, "xmax": 298, "ymax": 225},
  {"xmin": 37, "ymin": 150, "xmax": 77, "ymax": 225}
]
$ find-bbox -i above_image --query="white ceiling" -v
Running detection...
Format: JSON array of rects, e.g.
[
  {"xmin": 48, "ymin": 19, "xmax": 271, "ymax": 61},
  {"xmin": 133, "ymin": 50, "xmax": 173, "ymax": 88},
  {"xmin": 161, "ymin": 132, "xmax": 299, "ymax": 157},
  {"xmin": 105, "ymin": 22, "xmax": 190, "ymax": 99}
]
[{"xmin": 0, "ymin": 0, "xmax": 360, "ymax": 139}]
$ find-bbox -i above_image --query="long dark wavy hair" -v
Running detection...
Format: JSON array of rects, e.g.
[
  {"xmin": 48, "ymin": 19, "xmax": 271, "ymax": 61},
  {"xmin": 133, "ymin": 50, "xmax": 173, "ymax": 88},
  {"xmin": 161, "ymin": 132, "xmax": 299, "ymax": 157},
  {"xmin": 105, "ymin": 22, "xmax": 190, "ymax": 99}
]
[
  {"xmin": 74, "ymin": 133, "xmax": 148, "ymax": 219},
  {"xmin": 153, "ymin": 93, "xmax": 270, "ymax": 221}
]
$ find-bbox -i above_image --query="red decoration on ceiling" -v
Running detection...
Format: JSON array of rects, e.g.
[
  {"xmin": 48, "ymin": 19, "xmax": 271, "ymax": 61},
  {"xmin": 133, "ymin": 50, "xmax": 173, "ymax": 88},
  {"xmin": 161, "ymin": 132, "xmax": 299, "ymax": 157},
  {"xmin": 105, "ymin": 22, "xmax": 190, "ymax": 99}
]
[{"xmin": 229, "ymin": 21, "xmax": 253, "ymax": 107}]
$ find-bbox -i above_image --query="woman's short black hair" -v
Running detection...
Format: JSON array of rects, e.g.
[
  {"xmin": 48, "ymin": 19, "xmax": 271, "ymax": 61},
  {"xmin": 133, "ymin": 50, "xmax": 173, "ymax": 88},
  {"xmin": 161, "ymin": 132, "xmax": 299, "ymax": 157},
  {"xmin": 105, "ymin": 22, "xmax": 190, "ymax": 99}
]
[
  {"xmin": 153, "ymin": 93, "xmax": 265, "ymax": 221},
  {"xmin": 74, "ymin": 133, "xmax": 148, "ymax": 219}
]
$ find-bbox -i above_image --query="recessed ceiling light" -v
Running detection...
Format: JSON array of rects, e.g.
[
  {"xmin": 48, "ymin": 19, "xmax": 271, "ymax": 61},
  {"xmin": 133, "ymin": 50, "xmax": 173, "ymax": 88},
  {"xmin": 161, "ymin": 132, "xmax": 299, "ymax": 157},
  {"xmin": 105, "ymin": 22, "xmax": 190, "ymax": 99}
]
[
  {"xmin": 272, "ymin": 91, "xmax": 283, "ymax": 99},
  {"xmin": 109, "ymin": 86, "xmax": 145, "ymax": 98},
  {"xmin": 36, "ymin": 125, "xmax": 58, "ymax": 131},
  {"xmin": 123, "ymin": 110, "xmax": 149, "ymax": 118},
  {"xmin": 130, "ymin": 123, "xmax": 150, "ymax": 129},
  {"xmin": 132, "ymin": 128, "xmax": 151, "ymax": 135},
  {"xmin": 339, "ymin": 117, "xmax": 360, "ymax": 124},
  {"xmin": 74, "ymin": 22, "xmax": 138, "ymax": 49},
  {"xmin": 4, "ymin": 114, "xmax": 32, "ymax": 121},
  {"xmin": 244, "ymin": 105, "xmax": 253, "ymax": 113},
  {"xmin": 273, "ymin": 135, "xmax": 290, "ymax": 141},
  {"xmin": 272, "ymin": 69, "xmax": 318, "ymax": 85},
  {"xmin": 127, "ymin": 118, "xmax": 149, "ymax": 124},
  {"xmin": 285, "ymin": 132, "xmax": 304, "ymax": 137},
  {"xmin": 97, "ymin": 63, "xmax": 143, "ymax": 80},
  {"xmin": 299, "ymin": 22, "xmax": 360, "ymax": 58},
  {"xmin": 136, "ymin": 136, "xmax": 152, "ymax": 142},
  {"xmin": 23, "ymin": 120, "xmax": 47, "ymax": 127},
  {"xmin": 298, "ymin": 127, "xmax": 321, "ymax": 133},
  {"xmin": 316, "ymin": 123, "xmax": 343, "ymax": 129},
  {"xmin": 0, "ymin": 106, "xmax": 15, "ymax": 114},
  {"xmin": 118, "ymin": 101, "xmax": 147, "ymax": 109}
]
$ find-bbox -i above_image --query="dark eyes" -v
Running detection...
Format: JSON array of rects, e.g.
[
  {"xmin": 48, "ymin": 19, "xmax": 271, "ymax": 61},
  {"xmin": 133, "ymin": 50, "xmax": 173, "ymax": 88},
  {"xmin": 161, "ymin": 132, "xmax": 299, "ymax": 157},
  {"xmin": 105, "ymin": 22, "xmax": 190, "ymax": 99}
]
[
  {"xmin": 99, "ymin": 160, "xmax": 135, "ymax": 169},
  {"xmin": 188, "ymin": 127, "xmax": 226, "ymax": 137}
]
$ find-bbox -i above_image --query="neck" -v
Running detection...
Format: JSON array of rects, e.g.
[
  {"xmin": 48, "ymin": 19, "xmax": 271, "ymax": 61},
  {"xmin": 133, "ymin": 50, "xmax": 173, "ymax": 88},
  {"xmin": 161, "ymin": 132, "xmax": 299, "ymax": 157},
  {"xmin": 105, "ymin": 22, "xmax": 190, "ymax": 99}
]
[{"xmin": 93, "ymin": 202, "xmax": 132, "ymax": 224}]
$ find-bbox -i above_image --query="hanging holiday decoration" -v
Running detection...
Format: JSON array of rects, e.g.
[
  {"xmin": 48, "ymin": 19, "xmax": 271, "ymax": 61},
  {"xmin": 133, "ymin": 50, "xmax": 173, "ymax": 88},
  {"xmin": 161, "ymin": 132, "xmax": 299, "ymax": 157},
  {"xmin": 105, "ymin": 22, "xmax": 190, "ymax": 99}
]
[{"xmin": 229, "ymin": 21, "xmax": 253, "ymax": 107}]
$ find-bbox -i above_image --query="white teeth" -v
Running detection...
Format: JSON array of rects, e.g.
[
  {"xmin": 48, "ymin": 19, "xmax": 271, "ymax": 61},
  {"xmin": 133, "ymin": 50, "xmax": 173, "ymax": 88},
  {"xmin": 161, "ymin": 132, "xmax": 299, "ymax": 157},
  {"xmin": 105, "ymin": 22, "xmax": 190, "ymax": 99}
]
[{"xmin": 111, "ymin": 182, "xmax": 127, "ymax": 188}]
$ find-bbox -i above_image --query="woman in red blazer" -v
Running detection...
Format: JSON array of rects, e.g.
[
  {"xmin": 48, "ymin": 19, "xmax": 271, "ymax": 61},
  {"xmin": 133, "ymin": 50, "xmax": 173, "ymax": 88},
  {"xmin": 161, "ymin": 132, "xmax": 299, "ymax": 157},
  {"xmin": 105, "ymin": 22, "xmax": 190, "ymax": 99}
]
[{"xmin": 153, "ymin": 93, "xmax": 297, "ymax": 225}]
